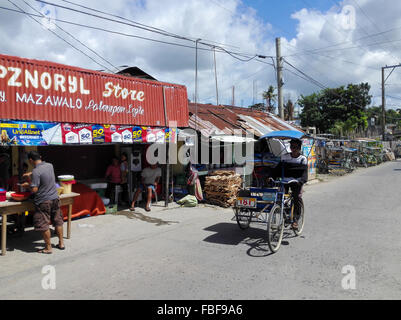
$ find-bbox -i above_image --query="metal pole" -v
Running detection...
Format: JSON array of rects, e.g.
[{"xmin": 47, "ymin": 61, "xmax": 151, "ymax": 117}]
[
  {"xmin": 165, "ymin": 144, "xmax": 170, "ymax": 207},
  {"xmin": 162, "ymin": 86, "xmax": 169, "ymax": 207},
  {"xmin": 213, "ymin": 46, "xmax": 219, "ymax": 106},
  {"xmin": 382, "ymin": 67, "xmax": 386, "ymax": 141},
  {"xmin": 195, "ymin": 39, "xmax": 201, "ymax": 132},
  {"xmin": 276, "ymin": 37, "xmax": 284, "ymax": 119}
]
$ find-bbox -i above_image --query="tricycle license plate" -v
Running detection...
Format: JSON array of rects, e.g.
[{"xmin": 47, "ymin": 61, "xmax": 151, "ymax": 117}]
[{"xmin": 237, "ymin": 197, "xmax": 257, "ymax": 208}]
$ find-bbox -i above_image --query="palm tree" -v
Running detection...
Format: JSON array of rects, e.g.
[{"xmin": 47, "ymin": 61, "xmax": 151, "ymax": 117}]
[{"xmin": 262, "ymin": 85, "xmax": 277, "ymax": 113}]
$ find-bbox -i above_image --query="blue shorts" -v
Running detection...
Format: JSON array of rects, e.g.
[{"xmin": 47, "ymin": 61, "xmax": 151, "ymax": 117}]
[{"xmin": 139, "ymin": 184, "xmax": 155, "ymax": 191}]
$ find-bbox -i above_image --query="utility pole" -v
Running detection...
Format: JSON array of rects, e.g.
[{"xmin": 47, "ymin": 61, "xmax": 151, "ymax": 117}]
[
  {"xmin": 276, "ymin": 37, "xmax": 284, "ymax": 119},
  {"xmin": 195, "ymin": 39, "xmax": 201, "ymax": 132},
  {"xmin": 381, "ymin": 67, "xmax": 386, "ymax": 141},
  {"xmin": 213, "ymin": 47, "xmax": 219, "ymax": 106},
  {"xmin": 232, "ymin": 86, "xmax": 235, "ymax": 106},
  {"xmin": 381, "ymin": 63, "xmax": 401, "ymax": 141}
]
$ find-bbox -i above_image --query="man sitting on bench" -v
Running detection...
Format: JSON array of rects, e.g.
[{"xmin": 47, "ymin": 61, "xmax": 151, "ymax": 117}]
[{"xmin": 129, "ymin": 163, "xmax": 161, "ymax": 212}]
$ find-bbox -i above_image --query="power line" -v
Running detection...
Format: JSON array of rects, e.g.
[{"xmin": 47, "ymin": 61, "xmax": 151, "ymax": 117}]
[
  {"xmin": 351, "ymin": 0, "xmax": 400, "ymax": 64},
  {"xmin": 23, "ymin": 0, "xmax": 119, "ymax": 72},
  {"xmin": 0, "ymin": 6, "xmax": 241, "ymax": 56},
  {"xmin": 283, "ymin": 59, "xmax": 328, "ymax": 90},
  {"xmin": 36, "ymin": 0, "xmax": 272, "ymax": 61},
  {"xmin": 62, "ymin": 0, "xmax": 240, "ymax": 50},
  {"xmin": 6, "ymin": 0, "xmax": 114, "ymax": 72},
  {"xmin": 283, "ymin": 67, "xmax": 326, "ymax": 90},
  {"xmin": 284, "ymin": 24, "xmax": 401, "ymax": 58},
  {"xmin": 2, "ymin": 4, "xmax": 272, "ymax": 64},
  {"xmin": 282, "ymin": 42, "xmax": 380, "ymax": 71}
]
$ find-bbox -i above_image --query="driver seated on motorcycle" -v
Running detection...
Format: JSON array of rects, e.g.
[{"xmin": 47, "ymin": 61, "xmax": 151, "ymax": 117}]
[{"xmin": 269, "ymin": 138, "xmax": 308, "ymax": 229}]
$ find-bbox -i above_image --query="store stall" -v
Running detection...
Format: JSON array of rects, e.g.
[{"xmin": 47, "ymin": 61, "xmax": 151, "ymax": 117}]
[{"xmin": 0, "ymin": 53, "xmax": 188, "ymax": 225}]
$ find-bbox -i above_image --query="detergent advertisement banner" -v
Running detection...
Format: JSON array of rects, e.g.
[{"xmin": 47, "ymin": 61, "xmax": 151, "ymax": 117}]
[
  {"xmin": 61, "ymin": 123, "xmax": 93, "ymax": 144},
  {"xmin": 0, "ymin": 121, "xmax": 62, "ymax": 146},
  {"xmin": 0, "ymin": 120, "xmax": 176, "ymax": 146}
]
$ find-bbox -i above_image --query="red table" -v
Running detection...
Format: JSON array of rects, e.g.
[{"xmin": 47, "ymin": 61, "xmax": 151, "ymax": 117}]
[{"xmin": 61, "ymin": 183, "xmax": 106, "ymax": 220}]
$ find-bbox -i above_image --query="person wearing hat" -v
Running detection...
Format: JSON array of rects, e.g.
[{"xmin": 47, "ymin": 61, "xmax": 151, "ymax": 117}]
[{"xmin": 271, "ymin": 138, "xmax": 308, "ymax": 229}]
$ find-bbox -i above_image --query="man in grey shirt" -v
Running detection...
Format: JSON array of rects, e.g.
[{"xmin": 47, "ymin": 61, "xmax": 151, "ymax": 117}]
[{"xmin": 22, "ymin": 151, "xmax": 64, "ymax": 254}]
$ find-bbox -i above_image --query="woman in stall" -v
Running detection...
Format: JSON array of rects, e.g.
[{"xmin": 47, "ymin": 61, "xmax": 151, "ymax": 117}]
[{"xmin": 105, "ymin": 157, "xmax": 121, "ymax": 205}]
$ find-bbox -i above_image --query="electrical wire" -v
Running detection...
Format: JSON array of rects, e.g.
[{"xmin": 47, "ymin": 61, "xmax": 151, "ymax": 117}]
[
  {"xmin": 283, "ymin": 59, "xmax": 328, "ymax": 89},
  {"xmin": 62, "ymin": 0, "xmax": 241, "ymax": 50},
  {"xmin": 6, "ymin": 0, "xmax": 114, "ymax": 73},
  {"xmin": 1, "ymin": 4, "xmax": 272, "ymax": 64},
  {"xmin": 23, "ymin": 0, "xmax": 119, "ymax": 72},
  {"xmin": 35, "ymin": 0, "xmax": 272, "ymax": 61}
]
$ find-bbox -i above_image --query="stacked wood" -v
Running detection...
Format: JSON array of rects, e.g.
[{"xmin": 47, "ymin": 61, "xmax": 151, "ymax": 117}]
[{"xmin": 204, "ymin": 170, "xmax": 242, "ymax": 208}]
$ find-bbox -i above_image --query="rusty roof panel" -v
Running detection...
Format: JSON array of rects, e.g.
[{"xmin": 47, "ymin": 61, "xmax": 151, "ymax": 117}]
[{"xmin": 188, "ymin": 103, "xmax": 302, "ymax": 137}]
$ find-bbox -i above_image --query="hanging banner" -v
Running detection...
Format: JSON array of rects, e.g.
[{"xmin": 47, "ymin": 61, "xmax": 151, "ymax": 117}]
[
  {"xmin": 302, "ymin": 138, "xmax": 317, "ymax": 180},
  {"xmin": 61, "ymin": 123, "xmax": 93, "ymax": 144},
  {"xmin": 0, "ymin": 120, "xmax": 62, "ymax": 146},
  {"xmin": 165, "ymin": 127, "xmax": 177, "ymax": 143},
  {"xmin": 132, "ymin": 126, "xmax": 144, "ymax": 143},
  {"xmin": 92, "ymin": 124, "xmax": 106, "ymax": 144},
  {"xmin": 0, "ymin": 120, "xmax": 176, "ymax": 146},
  {"xmin": 144, "ymin": 127, "xmax": 165, "ymax": 143}
]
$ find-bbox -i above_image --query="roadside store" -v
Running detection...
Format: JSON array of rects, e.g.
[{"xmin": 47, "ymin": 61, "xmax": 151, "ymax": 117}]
[
  {"xmin": 174, "ymin": 103, "xmax": 316, "ymax": 205},
  {"xmin": 0, "ymin": 53, "xmax": 189, "ymax": 219}
]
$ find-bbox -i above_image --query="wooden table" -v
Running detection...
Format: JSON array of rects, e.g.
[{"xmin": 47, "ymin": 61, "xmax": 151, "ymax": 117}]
[{"xmin": 0, "ymin": 192, "xmax": 80, "ymax": 256}]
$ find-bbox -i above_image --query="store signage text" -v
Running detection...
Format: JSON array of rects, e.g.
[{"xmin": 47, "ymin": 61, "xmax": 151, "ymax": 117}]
[
  {"xmin": 16, "ymin": 92, "xmax": 83, "ymax": 109},
  {"xmin": 103, "ymin": 82, "xmax": 145, "ymax": 101},
  {"xmin": 0, "ymin": 65, "xmax": 90, "ymax": 95}
]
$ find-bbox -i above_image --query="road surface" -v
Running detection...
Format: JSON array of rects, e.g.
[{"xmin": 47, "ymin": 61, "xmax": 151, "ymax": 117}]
[{"xmin": 0, "ymin": 160, "xmax": 400, "ymax": 299}]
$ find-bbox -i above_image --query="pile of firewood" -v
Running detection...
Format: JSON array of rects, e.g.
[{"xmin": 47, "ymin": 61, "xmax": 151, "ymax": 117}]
[{"xmin": 204, "ymin": 170, "xmax": 243, "ymax": 208}]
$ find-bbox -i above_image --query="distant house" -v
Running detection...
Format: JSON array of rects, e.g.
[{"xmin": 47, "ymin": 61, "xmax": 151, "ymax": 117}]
[{"xmin": 116, "ymin": 66, "xmax": 157, "ymax": 81}]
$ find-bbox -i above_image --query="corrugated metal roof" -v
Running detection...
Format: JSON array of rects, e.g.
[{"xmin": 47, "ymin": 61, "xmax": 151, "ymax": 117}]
[
  {"xmin": 188, "ymin": 103, "xmax": 302, "ymax": 137},
  {"xmin": 0, "ymin": 53, "xmax": 188, "ymax": 127}
]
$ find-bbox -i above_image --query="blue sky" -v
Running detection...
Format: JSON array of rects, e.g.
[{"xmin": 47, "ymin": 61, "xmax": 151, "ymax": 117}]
[
  {"xmin": 1, "ymin": 0, "xmax": 401, "ymax": 109},
  {"xmin": 241, "ymin": 0, "xmax": 339, "ymax": 39}
]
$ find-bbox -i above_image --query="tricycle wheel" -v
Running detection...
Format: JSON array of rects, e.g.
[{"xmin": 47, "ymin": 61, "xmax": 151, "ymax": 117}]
[
  {"xmin": 267, "ymin": 205, "xmax": 284, "ymax": 253},
  {"xmin": 235, "ymin": 207, "xmax": 252, "ymax": 230}
]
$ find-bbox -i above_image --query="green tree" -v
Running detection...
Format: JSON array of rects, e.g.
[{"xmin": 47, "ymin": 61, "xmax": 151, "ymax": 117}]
[
  {"xmin": 299, "ymin": 83, "xmax": 372, "ymax": 134},
  {"xmin": 262, "ymin": 85, "xmax": 277, "ymax": 113}
]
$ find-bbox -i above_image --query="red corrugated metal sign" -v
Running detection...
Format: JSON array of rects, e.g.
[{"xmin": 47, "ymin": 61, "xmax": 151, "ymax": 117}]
[{"xmin": 0, "ymin": 53, "xmax": 188, "ymax": 127}]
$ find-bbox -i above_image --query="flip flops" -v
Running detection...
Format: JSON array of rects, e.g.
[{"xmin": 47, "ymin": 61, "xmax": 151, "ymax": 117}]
[
  {"xmin": 37, "ymin": 249, "xmax": 52, "ymax": 254},
  {"xmin": 56, "ymin": 244, "xmax": 65, "ymax": 250},
  {"xmin": 129, "ymin": 207, "xmax": 135, "ymax": 212}
]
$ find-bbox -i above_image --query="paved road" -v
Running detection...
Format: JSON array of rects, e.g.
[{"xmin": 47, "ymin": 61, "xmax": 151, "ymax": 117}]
[{"xmin": 1, "ymin": 161, "xmax": 401, "ymax": 299}]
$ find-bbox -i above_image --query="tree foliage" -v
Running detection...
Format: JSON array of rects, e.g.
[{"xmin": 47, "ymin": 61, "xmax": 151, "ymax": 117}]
[
  {"xmin": 262, "ymin": 85, "xmax": 277, "ymax": 113},
  {"xmin": 299, "ymin": 83, "xmax": 372, "ymax": 133}
]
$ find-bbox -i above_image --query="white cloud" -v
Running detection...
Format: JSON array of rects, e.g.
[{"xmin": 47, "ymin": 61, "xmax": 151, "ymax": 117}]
[{"xmin": 1, "ymin": 0, "xmax": 401, "ymax": 111}]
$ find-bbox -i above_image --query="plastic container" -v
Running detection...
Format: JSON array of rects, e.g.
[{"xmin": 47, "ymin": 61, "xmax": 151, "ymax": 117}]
[
  {"xmin": 101, "ymin": 197, "xmax": 110, "ymax": 206},
  {"xmin": 60, "ymin": 180, "xmax": 75, "ymax": 194},
  {"xmin": 0, "ymin": 188, "xmax": 6, "ymax": 202},
  {"xmin": 10, "ymin": 192, "xmax": 31, "ymax": 201}
]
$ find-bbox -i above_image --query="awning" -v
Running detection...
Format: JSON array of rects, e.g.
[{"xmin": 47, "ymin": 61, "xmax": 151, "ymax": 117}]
[{"xmin": 210, "ymin": 135, "xmax": 256, "ymax": 143}]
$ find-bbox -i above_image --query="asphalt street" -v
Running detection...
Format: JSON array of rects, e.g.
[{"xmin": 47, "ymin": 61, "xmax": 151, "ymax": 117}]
[{"xmin": 0, "ymin": 160, "xmax": 400, "ymax": 300}]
